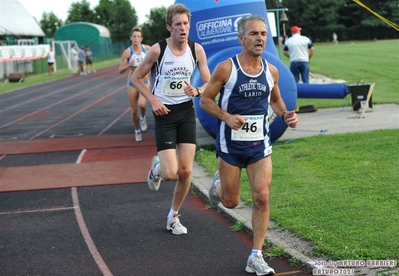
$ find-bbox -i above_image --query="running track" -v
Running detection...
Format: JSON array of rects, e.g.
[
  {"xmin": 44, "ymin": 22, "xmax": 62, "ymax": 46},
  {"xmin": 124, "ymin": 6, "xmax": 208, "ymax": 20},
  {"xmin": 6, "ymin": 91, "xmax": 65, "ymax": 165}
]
[{"xmin": 0, "ymin": 66, "xmax": 310, "ymax": 276}]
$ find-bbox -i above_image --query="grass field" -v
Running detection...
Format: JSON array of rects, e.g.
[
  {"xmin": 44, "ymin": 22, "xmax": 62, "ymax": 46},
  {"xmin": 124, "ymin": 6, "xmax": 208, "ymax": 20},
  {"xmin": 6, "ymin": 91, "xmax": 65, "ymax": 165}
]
[
  {"xmin": 282, "ymin": 40, "xmax": 399, "ymax": 109},
  {"xmin": 195, "ymin": 129, "xmax": 399, "ymax": 262}
]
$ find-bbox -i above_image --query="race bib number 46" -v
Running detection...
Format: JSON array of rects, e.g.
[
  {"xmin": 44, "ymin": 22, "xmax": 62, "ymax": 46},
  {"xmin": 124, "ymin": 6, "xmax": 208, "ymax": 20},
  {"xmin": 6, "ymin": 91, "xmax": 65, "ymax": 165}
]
[{"xmin": 231, "ymin": 115, "xmax": 264, "ymax": 141}]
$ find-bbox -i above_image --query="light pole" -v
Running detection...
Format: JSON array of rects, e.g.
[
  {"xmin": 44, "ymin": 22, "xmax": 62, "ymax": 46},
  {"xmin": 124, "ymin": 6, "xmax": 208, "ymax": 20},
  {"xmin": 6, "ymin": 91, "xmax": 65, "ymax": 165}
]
[{"xmin": 267, "ymin": 8, "xmax": 289, "ymax": 59}]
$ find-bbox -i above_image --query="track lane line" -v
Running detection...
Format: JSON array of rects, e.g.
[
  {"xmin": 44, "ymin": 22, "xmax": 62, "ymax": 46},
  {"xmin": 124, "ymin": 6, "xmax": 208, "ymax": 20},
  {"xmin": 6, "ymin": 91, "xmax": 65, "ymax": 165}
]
[
  {"xmin": 97, "ymin": 107, "xmax": 131, "ymax": 136},
  {"xmin": 72, "ymin": 149, "xmax": 113, "ymax": 276},
  {"xmin": 28, "ymin": 86, "xmax": 124, "ymax": 140},
  {"xmin": 0, "ymin": 66, "xmax": 119, "ymax": 103},
  {"xmin": 0, "ymin": 206, "xmax": 76, "ymax": 215},
  {"xmin": 0, "ymin": 77, "xmax": 124, "ymax": 130}
]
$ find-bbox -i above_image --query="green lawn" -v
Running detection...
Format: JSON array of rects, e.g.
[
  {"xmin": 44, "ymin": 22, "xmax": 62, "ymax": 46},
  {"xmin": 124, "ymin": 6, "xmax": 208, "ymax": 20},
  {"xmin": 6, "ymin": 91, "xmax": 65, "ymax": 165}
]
[
  {"xmin": 195, "ymin": 129, "xmax": 399, "ymax": 261},
  {"xmin": 280, "ymin": 39, "xmax": 399, "ymax": 109}
]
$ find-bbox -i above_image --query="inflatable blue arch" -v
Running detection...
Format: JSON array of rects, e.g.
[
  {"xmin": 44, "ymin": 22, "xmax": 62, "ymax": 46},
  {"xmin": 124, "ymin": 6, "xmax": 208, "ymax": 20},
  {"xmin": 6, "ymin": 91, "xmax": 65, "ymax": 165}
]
[{"xmin": 178, "ymin": 0, "xmax": 347, "ymax": 142}]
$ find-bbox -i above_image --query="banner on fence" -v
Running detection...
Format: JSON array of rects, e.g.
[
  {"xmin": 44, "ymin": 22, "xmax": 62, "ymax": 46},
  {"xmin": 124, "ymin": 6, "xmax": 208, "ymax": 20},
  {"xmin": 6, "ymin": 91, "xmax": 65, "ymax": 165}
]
[{"xmin": 0, "ymin": 44, "xmax": 49, "ymax": 63}]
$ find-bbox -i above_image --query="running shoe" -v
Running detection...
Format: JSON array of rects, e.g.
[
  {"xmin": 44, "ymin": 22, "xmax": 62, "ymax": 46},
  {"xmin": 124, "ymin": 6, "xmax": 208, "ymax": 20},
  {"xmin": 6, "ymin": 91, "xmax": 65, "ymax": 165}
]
[
  {"xmin": 245, "ymin": 253, "xmax": 275, "ymax": 275},
  {"xmin": 208, "ymin": 170, "xmax": 221, "ymax": 205},
  {"xmin": 147, "ymin": 156, "xmax": 161, "ymax": 191},
  {"xmin": 140, "ymin": 117, "xmax": 147, "ymax": 132},
  {"xmin": 135, "ymin": 131, "xmax": 142, "ymax": 142},
  {"xmin": 166, "ymin": 214, "xmax": 187, "ymax": 235}
]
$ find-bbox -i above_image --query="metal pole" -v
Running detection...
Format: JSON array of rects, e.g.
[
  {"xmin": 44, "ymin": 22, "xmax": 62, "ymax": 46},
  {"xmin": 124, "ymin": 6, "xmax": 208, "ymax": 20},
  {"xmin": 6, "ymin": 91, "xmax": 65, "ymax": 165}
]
[
  {"xmin": 267, "ymin": 8, "xmax": 288, "ymax": 60},
  {"xmin": 276, "ymin": 12, "xmax": 281, "ymax": 59}
]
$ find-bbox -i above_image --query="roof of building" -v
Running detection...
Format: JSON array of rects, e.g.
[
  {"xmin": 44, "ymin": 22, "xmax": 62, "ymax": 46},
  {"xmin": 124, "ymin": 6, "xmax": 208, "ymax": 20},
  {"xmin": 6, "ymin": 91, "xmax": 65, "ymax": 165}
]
[
  {"xmin": 0, "ymin": 0, "xmax": 45, "ymax": 37},
  {"xmin": 59, "ymin": 22, "xmax": 111, "ymax": 38}
]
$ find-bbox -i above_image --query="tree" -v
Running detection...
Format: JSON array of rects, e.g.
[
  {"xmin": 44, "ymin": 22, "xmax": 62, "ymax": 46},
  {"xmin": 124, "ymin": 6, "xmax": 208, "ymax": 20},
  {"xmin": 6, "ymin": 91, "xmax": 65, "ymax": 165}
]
[
  {"xmin": 142, "ymin": 6, "xmax": 170, "ymax": 46},
  {"xmin": 265, "ymin": 0, "xmax": 283, "ymax": 9},
  {"xmin": 65, "ymin": 0, "xmax": 96, "ymax": 24},
  {"xmin": 280, "ymin": 0, "xmax": 398, "ymax": 41},
  {"xmin": 93, "ymin": 0, "xmax": 138, "ymax": 43},
  {"xmin": 281, "ymin": 0, "xmax": 346, "ymax": 41},
  {"xmin": 39, "ymin": 11, "xmax": 63, "ymax": 38}
]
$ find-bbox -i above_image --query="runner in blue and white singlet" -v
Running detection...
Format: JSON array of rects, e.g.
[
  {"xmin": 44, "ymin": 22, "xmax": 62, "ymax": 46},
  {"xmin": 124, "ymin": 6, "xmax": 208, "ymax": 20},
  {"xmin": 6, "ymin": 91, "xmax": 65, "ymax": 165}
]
[
  {"xmin": 200, "ymin": 15, "xmax": 298, "ymax": 275},
  {"xmin": 118, "ymin": 27, "xmax": 150, "ymax": 142},
  {"xmin": 217, "ymin": 55, "xmax": 274, "ymax": 157}
]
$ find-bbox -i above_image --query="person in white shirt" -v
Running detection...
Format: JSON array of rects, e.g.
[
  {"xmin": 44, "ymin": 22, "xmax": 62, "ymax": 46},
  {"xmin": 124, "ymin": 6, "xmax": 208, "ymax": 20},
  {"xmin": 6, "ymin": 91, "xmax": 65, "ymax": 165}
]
[
  {"xmin": 47, "ymin": 46, "xmax": 55, "ymax": 76},
  {"xmin": 283, "ymin": 26, "xmax": 314, "ymax": 83},
  {"xmin": 70, "ymin": 44, "xmax": 78, "ymax": 75}
]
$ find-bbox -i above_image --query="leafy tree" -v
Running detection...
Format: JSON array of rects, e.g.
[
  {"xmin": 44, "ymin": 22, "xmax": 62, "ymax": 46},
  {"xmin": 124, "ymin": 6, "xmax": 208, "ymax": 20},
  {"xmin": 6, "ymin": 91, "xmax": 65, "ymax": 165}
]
[
  {"xmin": 265, "ymin": 0, "xmax": 283, "ymax": 9},
  {"xmin": 279, "ymin": 0, "xmax": 399, "ymax": 41},
  {"xmin": 93, "ymin": 0, "xmax": 138, "ymax": 43},
  {"xmin": 65, "ymin": 0, "xmax": 96, "ymax": 24},
  {"xmin": 39, "ymin": 11, "xmax": 63, "ymax": 38},
  {"xmin": 281, "ymin": 0, "xmax": 346, "ymax": 41},
  {"xmin": 142, "ymin": 6, "xmax": 170, "ymax": 46},
  {"xmin": 357, "ymin": 0, "xmax": 398, "ymax": 28}
]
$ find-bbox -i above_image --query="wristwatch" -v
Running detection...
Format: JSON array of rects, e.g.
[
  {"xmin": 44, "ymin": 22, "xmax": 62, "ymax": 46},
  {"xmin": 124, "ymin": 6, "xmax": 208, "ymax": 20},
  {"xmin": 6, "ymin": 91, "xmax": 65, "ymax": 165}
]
[{"xmin": 196, "ymin": 88, "xmax": 202, "ymax": 97}]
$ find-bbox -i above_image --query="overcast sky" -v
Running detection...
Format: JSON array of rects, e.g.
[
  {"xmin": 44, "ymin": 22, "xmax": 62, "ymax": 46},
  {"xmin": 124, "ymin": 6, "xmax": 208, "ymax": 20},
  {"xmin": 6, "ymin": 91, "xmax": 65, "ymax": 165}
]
[{"xmin": 18, "ymin": 0, "xmax": 175, "ymax": 25}]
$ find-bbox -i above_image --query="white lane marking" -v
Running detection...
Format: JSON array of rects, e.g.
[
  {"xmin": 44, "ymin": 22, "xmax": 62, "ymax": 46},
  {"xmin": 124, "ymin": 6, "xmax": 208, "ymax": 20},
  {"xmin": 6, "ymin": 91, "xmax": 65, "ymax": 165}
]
[
  {"xmin": 50, "ymin": 134, "xmax": 84, "ymax": 138},
  {"xmin": 72, "ymin": 149, "xmax": 113, "ymax": 276},
  {"xmin": 0, "ymin": 206, "xmax": 76, "ymax": 215}
]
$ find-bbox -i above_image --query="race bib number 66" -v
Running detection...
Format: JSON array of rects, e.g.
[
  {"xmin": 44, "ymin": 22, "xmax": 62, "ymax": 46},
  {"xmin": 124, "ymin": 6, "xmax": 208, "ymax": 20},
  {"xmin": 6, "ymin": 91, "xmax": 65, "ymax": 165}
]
[
  {"xmin": 161, "ymin": 76, "xmax": 190, "ymax": 97},
  {"xmin": 231, "ymin": 115, "xmax": 264, "ymax": 141}
]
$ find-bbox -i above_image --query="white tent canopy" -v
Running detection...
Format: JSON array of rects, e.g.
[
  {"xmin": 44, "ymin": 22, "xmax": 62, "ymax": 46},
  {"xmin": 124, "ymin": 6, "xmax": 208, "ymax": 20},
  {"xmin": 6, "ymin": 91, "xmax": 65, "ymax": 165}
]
[{"xmin": 0, "ymin": 0, "xmax": 45, "ymax": 37}]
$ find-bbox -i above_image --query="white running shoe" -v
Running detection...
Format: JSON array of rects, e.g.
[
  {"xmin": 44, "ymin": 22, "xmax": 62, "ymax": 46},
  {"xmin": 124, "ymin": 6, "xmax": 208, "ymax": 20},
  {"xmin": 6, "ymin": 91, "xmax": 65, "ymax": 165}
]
[
  {"xmin": 208, "ymin": 170, "xmax": 221, "ymax": 205},
  {"xmin": 140, "ymin": 117, "xmax": 147, "ymax": 132},
  {"xmin": 166, "ymin": 214, "xmax": 187, "ymax": 235},
  {"xmin": 135, "ymin": 131, "xmax": 142, "ymax": 142},
  {"xmin": 245, "ymin": 253, "xmax": 275, "ymax": 275},
  {"xmin": 147, "ymin": 156, "xmax": 161, "ymax": 191}
]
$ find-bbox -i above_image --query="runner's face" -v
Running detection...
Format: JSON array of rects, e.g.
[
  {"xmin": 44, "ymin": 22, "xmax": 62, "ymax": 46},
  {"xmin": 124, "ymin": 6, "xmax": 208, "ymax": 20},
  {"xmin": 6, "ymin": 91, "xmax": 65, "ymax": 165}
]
[
  {"xmin": 240, "ymin": 20, "xmax": 267, "ymax": 57},
  {"xmin": 131, "ymin": 31, "xmax": 143, "ymax": 45},
  {"xmin": 168, "ymin": 13, "xmax": 190, "ymax": 43}
]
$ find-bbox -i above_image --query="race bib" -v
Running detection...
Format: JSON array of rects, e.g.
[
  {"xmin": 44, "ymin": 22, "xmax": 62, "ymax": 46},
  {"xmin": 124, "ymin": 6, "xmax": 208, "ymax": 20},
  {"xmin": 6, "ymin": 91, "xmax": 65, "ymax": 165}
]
[
  {"xmin": 161, "ymin": 75, "xmax": 190, "ymax": 97},
  {"xmin": 231, "ymin": 115, "xmax": 264, "ymax": 141},
  {"xmin": 131, "ymin": 56, "xmax": 144, "ymax": 67}
]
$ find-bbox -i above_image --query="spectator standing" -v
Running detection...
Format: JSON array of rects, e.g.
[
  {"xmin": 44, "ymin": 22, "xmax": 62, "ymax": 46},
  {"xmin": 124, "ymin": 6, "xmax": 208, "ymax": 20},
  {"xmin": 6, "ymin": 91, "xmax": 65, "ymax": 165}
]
[
  {"xmin": 47, "ymin": 46, "xmax": 55, "ymax": 76},
  {"xmin": 333, "ymin": 32, "xmax": 338, "ymax": 45},
  {"xmin": 70, "ymin": 44, "xmax": 78, "ymax": 74},
  {"xmin": 283, "ymin": 26, "xmax": 314, "ymax": 83},
  {"xmin": 78, "ymin": 46, "xmax": 86, "ymax": 75},
  {"xmin": 85, "ymin": 46, "xmax": 96, "ymax": 73}
]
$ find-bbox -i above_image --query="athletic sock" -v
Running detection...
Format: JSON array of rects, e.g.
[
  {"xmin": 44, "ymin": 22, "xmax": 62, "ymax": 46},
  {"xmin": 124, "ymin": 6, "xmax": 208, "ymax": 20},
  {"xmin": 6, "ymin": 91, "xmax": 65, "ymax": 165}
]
[
  {"xmin": 251, "ymin": 249, "xmax": 262, "ymax": 256},
  {"xmin": 168, "ymin": 208, "xmax": 178, "ymax": 218}
]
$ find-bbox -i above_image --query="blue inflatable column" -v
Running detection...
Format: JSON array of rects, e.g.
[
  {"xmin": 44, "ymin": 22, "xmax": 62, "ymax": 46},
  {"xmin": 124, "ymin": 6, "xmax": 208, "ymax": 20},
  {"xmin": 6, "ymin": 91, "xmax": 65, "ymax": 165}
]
[{"xmin": 177, "ymin": 0, "xmax": 297, "ymax": 142}]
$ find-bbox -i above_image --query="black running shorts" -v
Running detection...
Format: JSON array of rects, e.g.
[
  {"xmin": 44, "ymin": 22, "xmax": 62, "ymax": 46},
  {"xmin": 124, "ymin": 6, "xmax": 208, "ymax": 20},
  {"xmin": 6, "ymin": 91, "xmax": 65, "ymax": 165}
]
[{"xmin": 154, "ymin": 100, "xmax": 196, "ymax": 151}]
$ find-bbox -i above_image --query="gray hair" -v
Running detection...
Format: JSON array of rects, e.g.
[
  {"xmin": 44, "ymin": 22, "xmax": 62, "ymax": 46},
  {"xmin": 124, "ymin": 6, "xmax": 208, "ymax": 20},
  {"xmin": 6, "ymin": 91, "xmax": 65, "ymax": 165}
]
[{"xmin": 237, "ymin": 15, "xmax": 267, "ymax": 36}]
